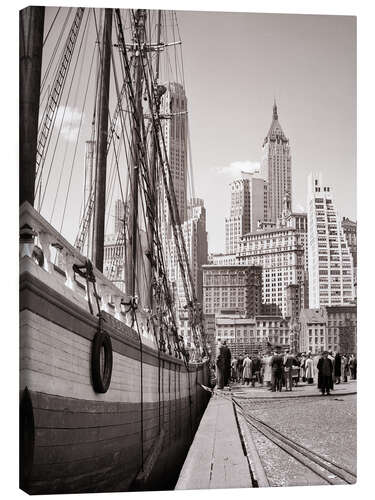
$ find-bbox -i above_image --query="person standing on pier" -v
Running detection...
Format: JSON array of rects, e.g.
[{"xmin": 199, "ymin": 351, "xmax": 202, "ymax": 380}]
[
  {"xmin": 237, "ymin": 354, "xmax": 244, "ymax": 384},
  {"xmin": 231, "ymin": 357, "xmax": 238, "ymax": 382},
  {"xmin": 300, "ymin": 353, "xmax": 306, "ymax": 382},
  {"xmin": 305, "ymin": 353, "xmax": 314, "ymax": 384},
  {"xmin": 334, "ymin": 352, "xmax": 342, "ymax": 384},
  {"xmin": 271, "ymin": 350, "xmax": 284, "ymax": 392},
  {"xmin": 263, "ymin": 351, "xmax": 273, "ymax": 388},
  {"xmin": 349, "ymin": 354, "xmax": 357, "ymax": 379},
  {"xmin": 317, "ymin": 351, "xmax": 334, "ymax": 395},
  {"xmin": 251, "ymin": 354, "xmax": 261, "ymax": 387},
  {"xmin": 222, "ymin": 340, "xmax": 232, "ymax": 387},
  {"xmin": 242, "ymin": 353, "xmax": 252, "ymax": 385},
  {"xmin": 216, "ymin": 338, "xmax": 225, "ymax": 389},
  {"xmin": 341, "ymin": 354, "xmax": 349, "ymax": 382},
  {"xmin": 283, "ymin": 349, "xmax": 296, "ymax": 391}
]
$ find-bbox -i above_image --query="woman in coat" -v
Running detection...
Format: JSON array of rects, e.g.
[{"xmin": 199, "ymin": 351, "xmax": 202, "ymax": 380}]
[
  {"xmin": 262, "ymin": 353, "xmax": 273, "ymax": 387},
  {"xmin": 242, "ymin": 354, "xmax": 252, "ymax": 385},
  {"xmin": 341, "ymin": 354, "xmax": 349, "ymax": 382},
  {"xmin": 305, "ymin": 354, "xmax": 314, "ymax": 384}
]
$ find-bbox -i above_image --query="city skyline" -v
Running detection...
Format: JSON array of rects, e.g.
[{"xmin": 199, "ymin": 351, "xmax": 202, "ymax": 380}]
[
  {"xmin": 177, "ymin": 11, "xmax": 356, "ymax": 252},
  {"xmin": 34, "ymin": 8, "xmax": 356, "ymax": 258}
]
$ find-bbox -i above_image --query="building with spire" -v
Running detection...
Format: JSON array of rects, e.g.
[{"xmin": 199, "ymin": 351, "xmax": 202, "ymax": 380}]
[{"xmin": 260, "ymin": 101, "xmax": 292, "ymax": 224}]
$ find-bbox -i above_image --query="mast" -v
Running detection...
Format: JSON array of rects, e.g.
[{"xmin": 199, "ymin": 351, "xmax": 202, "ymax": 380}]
[
  {"xmin": 126, "ymin": 9, "xmax": 147, "ymax": 298},
  {"xmin": 19, "ymin": 6, "xmax": 45, "ymax": 206},
  {"xmin": 145, "ymin": 10, "xmax": 164, "ymax": 311},
  {"xmin": 92, "ymin": 9, "xmax": 112, "ymax": 271}
]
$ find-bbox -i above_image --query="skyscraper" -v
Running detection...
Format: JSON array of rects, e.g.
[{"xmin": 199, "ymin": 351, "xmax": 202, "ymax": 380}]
[
  {"xmin": 171, "ymin": 198, "xmax": 208, "ymax": 347},
  {"xmin": 260, "ymin": 101, "xmax": 292, "ymax": 223},
  {"xmin": 224, "ymin": 171, "xmax": 268, "ymax": 254},
  {"xmin": 307, "ymin": 173, "xmax": 355, "ymax": 308},
  {"xmin": 160, "ymin": 82, "xmax": 188, "ymax": 238}
]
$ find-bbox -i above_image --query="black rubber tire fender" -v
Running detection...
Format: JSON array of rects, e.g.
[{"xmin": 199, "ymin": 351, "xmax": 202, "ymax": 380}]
[{"xmin": 91, "ymin": 330, "xmax": 113, "ymax": 393}]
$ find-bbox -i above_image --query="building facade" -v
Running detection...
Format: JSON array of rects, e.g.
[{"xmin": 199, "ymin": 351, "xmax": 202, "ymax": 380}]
[
  {"xmin": 260, "ymin": 101, "xmax": 292, "ymax": 224},
  {"xmin": 166, "ymin": 198, "xmax": 208, "ymax": 346},
  {"xmin": 322, "ymin": 305, "xmax": 357, "ymax": 354},
  {"xmin": 214, "ymin": 312, "xmax": 291, "ymax": 357},
  {"xmin": 341, "ymin": 217, "xmax": 357, "ymax": 272},
  {"xmin": 225, "ymin": 171, "xmax": 268, "ymax": 254},
  {"xmin": 299, "ymin": 306, "xmax": 357, "ymax": 354},
  {"xmin": 307, "ymin": 173, "xmax": 355, "ymax": 308},
  {"xmin": 215, "ymin": 313, "xmax": 261, "ymax": 357},
  {"xmin": 237, "ymin": 212, "xmax": 308, "ymax": 317},
  {"xmin": 299, "ymin": 308, "xmax": 327, "ymax": 354},
  {"xmin": 208, "ymin": 253, "xmax": 237, "ymax": 265},
  {"xmin": 202, "ymin": 265, "xmax": 262, "ymax": 317}
]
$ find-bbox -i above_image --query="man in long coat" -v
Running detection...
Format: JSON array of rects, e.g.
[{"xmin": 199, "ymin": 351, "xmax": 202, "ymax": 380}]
[
  {"xmin": 215, "ymin": 339, "xmax": 225, "ymax": 389},
  {"xmin": 317, "ymin": 351, "xmax": 334, "ymax": 395},
  {"xmin": 221, "ymin": 340, "xmax": 232, "ymax": 387},
  {"xmin": 270, "ymin": 350, "xmax": 284, "ymax": 392},
  {"xmin": 242, "ymin": 353, "xmax": 252, "ymax": 385},
  {"xmin": 334, "ymin": 352, "xmax": 342, "ymax": 384},
  {"xmin": 283, "ymin": 350, "xmax": 297, "ymax": 391}
]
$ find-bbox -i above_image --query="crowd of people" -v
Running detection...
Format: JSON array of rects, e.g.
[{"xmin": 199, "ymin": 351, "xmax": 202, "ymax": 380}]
[{"xmin": 215, "ymin": 338, "xmax": 357, "ymax": 396}]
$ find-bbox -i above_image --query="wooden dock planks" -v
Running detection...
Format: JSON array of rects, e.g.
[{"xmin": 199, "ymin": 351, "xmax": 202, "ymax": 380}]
[{"xmin": 176, "ymin": 394, "xmax": 253, "ymax": 490}]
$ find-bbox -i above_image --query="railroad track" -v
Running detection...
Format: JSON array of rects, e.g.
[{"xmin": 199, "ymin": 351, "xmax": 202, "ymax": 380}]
[{"xmin": 232, "ymin": 396, "xmax": 357, "ymax": 486}]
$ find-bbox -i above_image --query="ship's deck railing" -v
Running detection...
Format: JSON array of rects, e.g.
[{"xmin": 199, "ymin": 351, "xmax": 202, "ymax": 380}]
[{"xmin": 20, "ymin": 201, "xmax": 156, "ymax": 345}]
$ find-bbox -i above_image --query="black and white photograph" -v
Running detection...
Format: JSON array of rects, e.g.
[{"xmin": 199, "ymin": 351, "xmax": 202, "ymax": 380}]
[{"xmin": 18, "ymin": 1, "xmax": 361, "ymax": 496}]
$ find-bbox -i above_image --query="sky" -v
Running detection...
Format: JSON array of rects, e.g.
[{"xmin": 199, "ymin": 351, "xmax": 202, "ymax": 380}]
[
  {"xmin": 176, "ymin": 10, "xmax": 356, "ymax": 252},
  {"xmin": 37, "ymin": 7, "xmax": 356, "ymax": 254}
]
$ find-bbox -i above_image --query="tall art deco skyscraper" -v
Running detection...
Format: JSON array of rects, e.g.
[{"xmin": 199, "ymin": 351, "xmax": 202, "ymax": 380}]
[
  {"xmin": 160, "ymin": 82, "xmax": 188, "ymax": 239},
  {"xmin": 260, "ymin": 101, "xmax": 292, "ymax": 223}
]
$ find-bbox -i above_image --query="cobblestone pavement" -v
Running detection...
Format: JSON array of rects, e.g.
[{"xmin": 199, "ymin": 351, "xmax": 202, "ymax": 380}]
[{"xmin": 231, "ymin": 380, "xmax": 357, "ymax": 487}]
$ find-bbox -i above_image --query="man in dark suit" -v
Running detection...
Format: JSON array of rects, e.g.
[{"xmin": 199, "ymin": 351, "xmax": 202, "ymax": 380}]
[
  {"xmin": 221, "ymin": 340, "xmax": 232, "ymax": 387},
  {"xmin": 317, "ymin": 351, "xmax": 334, "ymax": 395},
  {"xmin": 270, "ymin": 349, "xmax": 284, "ymax": 392}
]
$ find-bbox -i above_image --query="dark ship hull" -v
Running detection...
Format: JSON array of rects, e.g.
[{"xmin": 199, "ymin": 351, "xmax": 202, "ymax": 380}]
[{"xmin": 20, "ymin": 204, "xmax": 211, "ymax": 495}]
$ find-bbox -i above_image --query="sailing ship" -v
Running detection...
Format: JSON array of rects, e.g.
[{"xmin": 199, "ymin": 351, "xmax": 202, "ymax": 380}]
[{"xmin": 20, "ymin": 6, "xmax": 211, "ymax": 494}]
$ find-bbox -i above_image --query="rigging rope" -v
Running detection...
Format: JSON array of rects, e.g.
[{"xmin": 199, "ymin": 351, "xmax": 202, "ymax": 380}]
[
  {"xmin": 43, "ymin": 7, "xmax": 61, "ymax": 47},
  {"xmin": 40, "ymin": 8, "xmax": 91, "ymax": 215}
]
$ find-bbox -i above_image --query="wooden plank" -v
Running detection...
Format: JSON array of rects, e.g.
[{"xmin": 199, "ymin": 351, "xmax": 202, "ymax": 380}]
[
  {"xmin": 20, "ymin": 272, "xmax": 192, "ymax": 371},
  {"xmin": 176, "ymin": 395, "xmax": 252, "ymax": 490}
]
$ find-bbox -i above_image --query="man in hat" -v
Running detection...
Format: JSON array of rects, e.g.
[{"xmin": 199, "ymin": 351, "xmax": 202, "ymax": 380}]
[
  {"xmin": 283, "ymin": 349, "xmax": 297, "ymax": 391},
  {"xmin": 334, "ymin": 351, "xmax": 342, "ymax": 384},
  {"xmin": 317, "ymin": 351, "xmax": 334, "ymax": 395},
  {"xmin": 215, "ymin": 338, "xmax": 225, "ymax": 389},
  {"xmin": 270, "ymin": 348, "xmax": 284, "ymax": 392},
  {"xmin": 221, "ymin": 340, "xmax": 232, "ymax": 387}
]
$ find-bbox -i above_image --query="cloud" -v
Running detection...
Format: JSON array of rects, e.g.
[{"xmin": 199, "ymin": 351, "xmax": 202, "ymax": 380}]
[
  {"xmin": 215, "ymin": 160, "xmax": 261, "ymax": 179},
  {"xmin": 54, "ymin": 105, "xmax": 85, "ymax": 143}
]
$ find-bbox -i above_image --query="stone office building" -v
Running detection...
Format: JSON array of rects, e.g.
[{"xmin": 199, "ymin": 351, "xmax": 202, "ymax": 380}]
[{"xmin": 202, "ymin": 264, "xmax": 262, "ymax": 317}]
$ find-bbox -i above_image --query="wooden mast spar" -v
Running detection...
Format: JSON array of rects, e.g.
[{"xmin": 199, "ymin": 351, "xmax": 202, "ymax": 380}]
[
  {"xmin": 92, "ymin": 9, "xmax": 113, "ymax": 272},
  {"xmin": 126, "ymin": 9, "xmax": 147, "ymax": 299},
  {"xmin": 19, "ymin": 7, "xmax": 45, "ymax": 207}
]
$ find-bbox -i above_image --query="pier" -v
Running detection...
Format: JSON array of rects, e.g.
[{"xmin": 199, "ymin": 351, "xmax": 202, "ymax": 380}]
[{"xmin": 176, "ymin": 380, "xmax": 357, "ymax": 489}]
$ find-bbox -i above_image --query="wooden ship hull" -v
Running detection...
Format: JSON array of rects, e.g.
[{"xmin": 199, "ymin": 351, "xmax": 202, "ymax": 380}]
[
  {"xmin": 20, "ymin": 204, "xmax": 211, "ymax": 495},
  {"xmin": 19, "ymin": 7, "xmax": 211, "ymax": 494}
]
